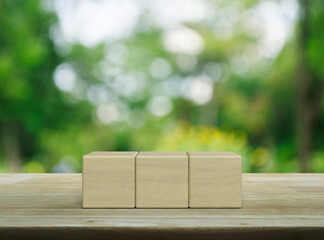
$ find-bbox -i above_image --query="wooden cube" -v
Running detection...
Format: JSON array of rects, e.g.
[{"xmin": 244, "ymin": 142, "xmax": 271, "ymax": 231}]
[
  {"xmin": 188, "ymin": 152, "xmax": 242, "ymax": 208},
  {"xmin": 82, "ymin": 151, "xmax": 137, "ymax": 208},
  {"xmin": 136, "ymin": 152, "xmax": 188, "ymax": 208}
]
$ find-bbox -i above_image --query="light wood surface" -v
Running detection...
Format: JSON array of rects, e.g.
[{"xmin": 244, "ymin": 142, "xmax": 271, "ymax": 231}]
[
  {"xmin": 0, "ymin": 173, "xmax": 324, "ymax": 239},
  {"xmin": 188, "ymin": 151, "xmax": 241, "ymax": 208},
  {"xmin": 135, "ymin": 152, "xmax": 188, "ymax": 208},
  {"xmin": 82, "ymin": 151, "xmax": 137, "ymax": 208}
]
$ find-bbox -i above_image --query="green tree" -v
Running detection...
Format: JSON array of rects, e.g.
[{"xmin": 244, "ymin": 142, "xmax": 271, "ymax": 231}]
[
  {"xmin": 0, "ymin": 0, "xmax": 91, "ymax": 172},
  {"xmin": 295, "ymin": 0, "xmax": 324, "ymax": 172}
]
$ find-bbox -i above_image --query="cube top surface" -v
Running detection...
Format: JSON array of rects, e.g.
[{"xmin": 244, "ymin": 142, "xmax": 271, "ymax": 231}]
[
  {"xmin": 187, "ymin": 151, "xmax": 241, "ymax": 158},
  {"xmin": 83, "ymin": 151, "xmax": 138, "ymax": 159},
  {"xmin": 137, "ymin": 151, "xmax": 187, "ymax": 158}
]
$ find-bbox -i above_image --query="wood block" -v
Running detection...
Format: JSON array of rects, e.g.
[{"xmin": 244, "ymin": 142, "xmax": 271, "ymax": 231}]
[
  {"xmin": 136, "ymin": 152, "xmax": 188, "ymax": 208},
  {"xmin": 188, "ymin": 152, "xmax": 241, "ymax": 208},
  {"xmin": 82, "ymin": 151, "xmax": 137, "ymax": 208}
]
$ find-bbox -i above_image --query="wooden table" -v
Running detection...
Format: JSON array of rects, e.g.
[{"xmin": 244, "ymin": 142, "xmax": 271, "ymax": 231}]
[{"xmin": 0, "ymin": 174, "xmax": 324, "ymax": 240}]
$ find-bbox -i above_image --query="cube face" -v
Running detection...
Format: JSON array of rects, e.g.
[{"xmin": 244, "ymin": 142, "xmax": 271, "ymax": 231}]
[
  {"xmin": 82, "ymin": 151, "xmax": 137, "ymax": 208},
  {"xmin": 188, "ymin": 152, "xmax": 242, "ymax": 208},
  {"xmin": 135, "ymin": 152, "xmax": 188, "ymax": 208}
]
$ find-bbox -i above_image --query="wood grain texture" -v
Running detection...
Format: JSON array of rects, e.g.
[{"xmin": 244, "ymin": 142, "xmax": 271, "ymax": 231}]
[
  {"xmin": 82, "ymin": 151, "xmax": 137, "ymax": 208},
  {"xmin": 0, "ymin": 173, "xmax": 324, "ymax": 240},
  {"xmin": 136, "ymin": 152, "xmax": 188, "ymax": 208},
  {"xmin": 188, "ymin": 151, "xmax": 241, "ymax": 208}
]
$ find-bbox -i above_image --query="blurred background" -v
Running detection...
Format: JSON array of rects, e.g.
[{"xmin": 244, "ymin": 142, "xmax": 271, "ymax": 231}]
[{"xmin": 0, "ymin": 0, "xmax": 323, "ymax": 173}]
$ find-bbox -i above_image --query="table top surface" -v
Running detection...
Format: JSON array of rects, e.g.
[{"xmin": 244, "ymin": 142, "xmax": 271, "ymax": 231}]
[{"xmin": 0, "ymin": 173, "xmax": 324, "ymax": 229}]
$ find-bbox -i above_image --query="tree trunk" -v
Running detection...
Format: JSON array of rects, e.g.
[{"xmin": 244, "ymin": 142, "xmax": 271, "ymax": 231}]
[
  {"xmin": 296, "ymin": 0, "xmax": 324, "ymax": 172},
  {"xmin": 2, "ymin": 123, "xmax": 22, "ymax": 172},
  {"xmin": 297, "ymin": 105, "xmax": 312, "ymax": 172}
]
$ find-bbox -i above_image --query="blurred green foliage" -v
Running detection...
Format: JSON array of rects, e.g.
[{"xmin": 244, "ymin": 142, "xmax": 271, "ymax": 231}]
[{"xmin": 0, "ymin": 0, "xmax": 323, "ymax": 173}]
